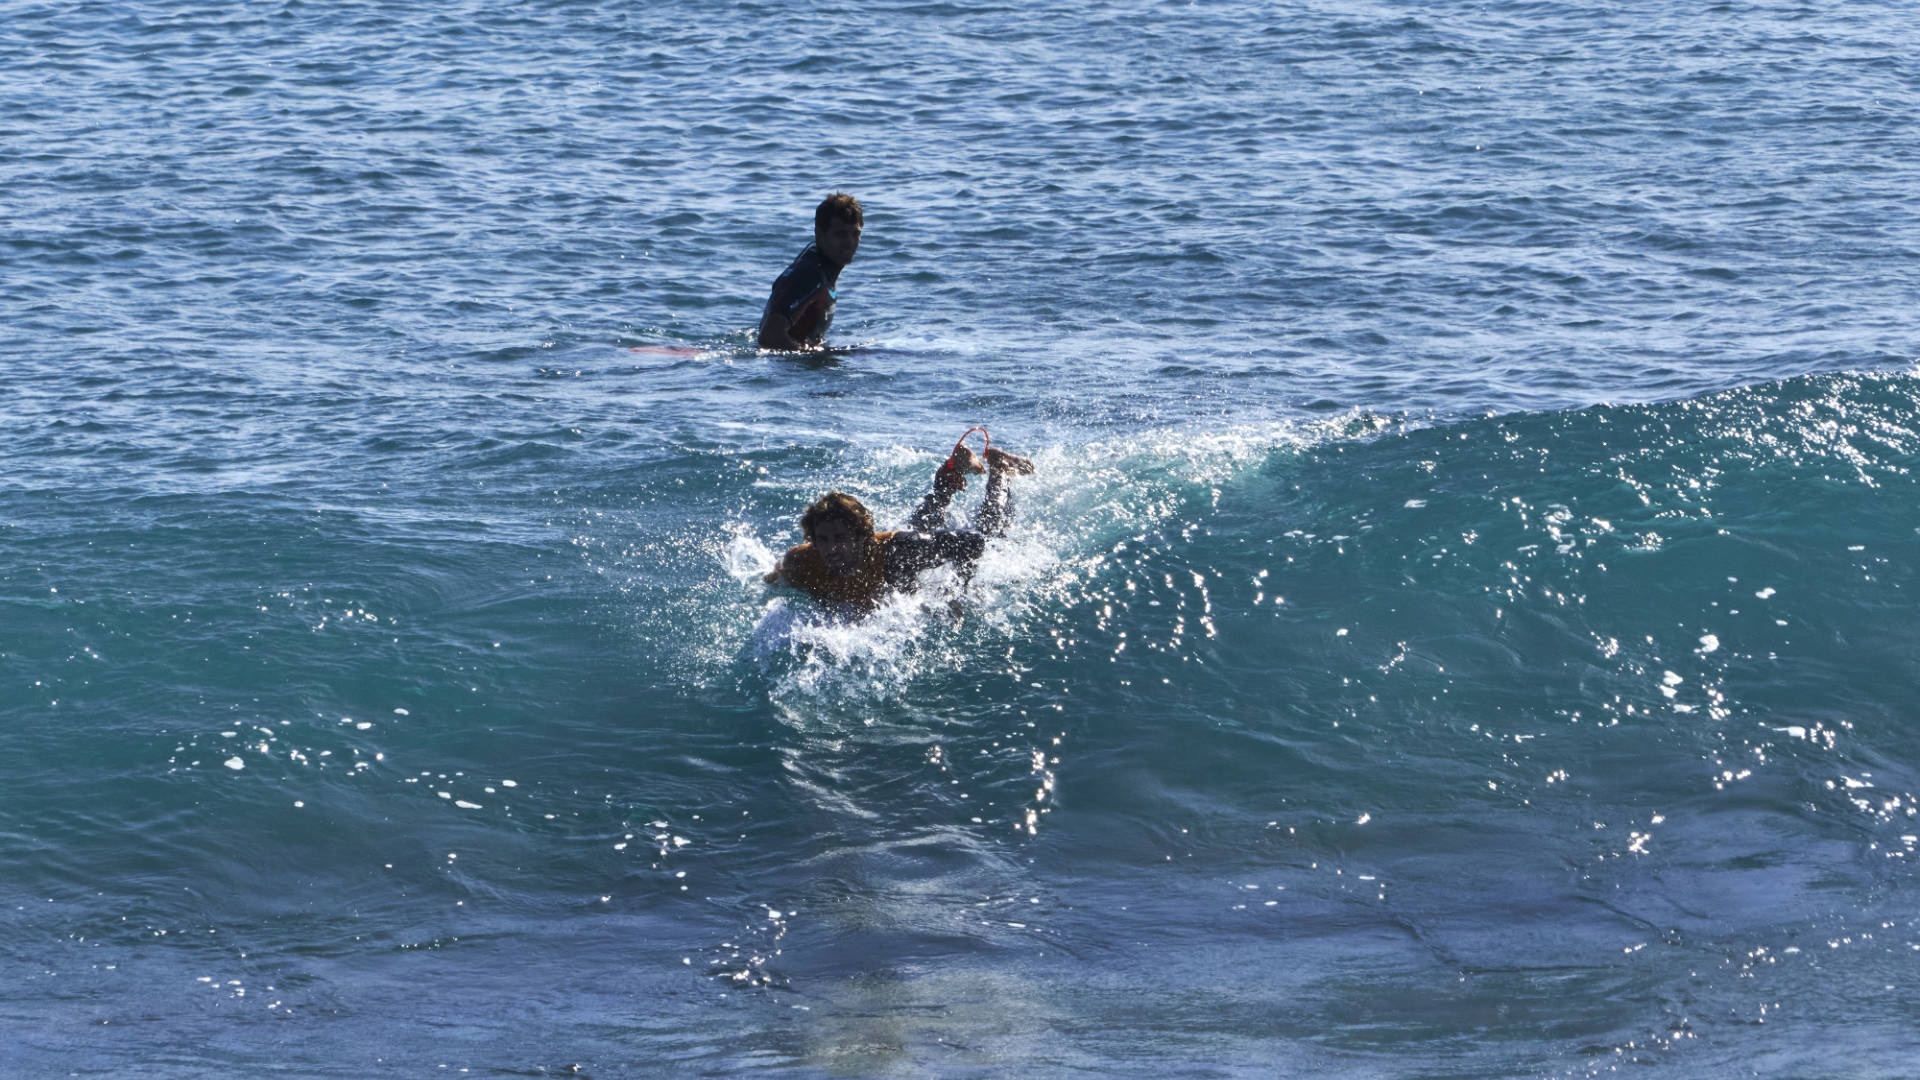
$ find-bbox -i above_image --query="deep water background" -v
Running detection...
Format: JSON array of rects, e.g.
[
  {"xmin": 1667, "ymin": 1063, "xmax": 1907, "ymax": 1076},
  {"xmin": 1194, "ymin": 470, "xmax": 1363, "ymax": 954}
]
[{"xmin": 4, "ymin": 1, "xmax": 1919, "ymax": 1076}]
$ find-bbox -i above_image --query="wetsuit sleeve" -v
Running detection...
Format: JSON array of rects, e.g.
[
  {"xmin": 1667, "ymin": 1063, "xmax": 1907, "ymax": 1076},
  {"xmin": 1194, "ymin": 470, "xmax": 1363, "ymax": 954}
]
[{"xmin": 883, "ymin": 530, "xmax": 987, "ymax": 587}]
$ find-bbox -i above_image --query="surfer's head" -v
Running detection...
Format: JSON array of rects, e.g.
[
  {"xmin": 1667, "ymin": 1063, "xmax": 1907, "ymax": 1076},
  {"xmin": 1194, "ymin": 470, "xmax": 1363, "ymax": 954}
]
[
  {"xmin": 814, "ymin": 193, "xmax": 863, "ymax": 267},
  {"xmin": 801, "ymin": 491, "xmax": 875, "ymax": 576}
]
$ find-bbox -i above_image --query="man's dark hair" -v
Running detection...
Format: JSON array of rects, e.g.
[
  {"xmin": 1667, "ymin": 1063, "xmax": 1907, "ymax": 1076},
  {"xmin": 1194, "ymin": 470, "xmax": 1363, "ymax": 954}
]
[
  {"xmin": 814, "ymin": 192, "xmax": 863, "ymax": 234},
  {"xmin": 801, "ymin": 491, "xmax": 875, "ymax": 542}
]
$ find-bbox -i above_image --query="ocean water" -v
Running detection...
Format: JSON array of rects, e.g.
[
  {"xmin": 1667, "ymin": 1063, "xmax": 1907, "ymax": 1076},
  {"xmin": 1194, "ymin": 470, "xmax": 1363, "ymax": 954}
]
[{"xmin": 4, "ymin": 0, "xmax": 1919, "ymax": 1076}]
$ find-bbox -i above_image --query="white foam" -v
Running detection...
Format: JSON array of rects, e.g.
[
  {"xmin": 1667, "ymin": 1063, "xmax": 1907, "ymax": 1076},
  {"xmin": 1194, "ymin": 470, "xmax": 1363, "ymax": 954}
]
[{"xmin": 725, "ymin": 530, "xmax": 779, "ymax": 583}]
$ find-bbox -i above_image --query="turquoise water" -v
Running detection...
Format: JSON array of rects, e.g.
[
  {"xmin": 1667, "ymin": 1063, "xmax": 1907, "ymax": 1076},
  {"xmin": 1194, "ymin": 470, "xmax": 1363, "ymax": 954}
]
[{"xmin": 5, "ymin": 2, "xmax": 1920, "ymax": 1076}]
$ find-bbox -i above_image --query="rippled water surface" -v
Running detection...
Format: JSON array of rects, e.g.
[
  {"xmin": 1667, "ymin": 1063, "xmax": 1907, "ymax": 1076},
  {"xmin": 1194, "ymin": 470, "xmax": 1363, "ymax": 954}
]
[{"xmin": 5, "ymin": 1, "xmax": 1920, "ymax": 1076}]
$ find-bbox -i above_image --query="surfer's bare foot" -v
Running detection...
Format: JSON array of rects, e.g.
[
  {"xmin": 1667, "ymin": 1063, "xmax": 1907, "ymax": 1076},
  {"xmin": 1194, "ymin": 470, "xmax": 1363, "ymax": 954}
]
[
  {"xmin": 934, "ymin": 445, "xmax": 983, "ymax": 494},
  {"xmin": 985, "ymin": 447, "xmax": 1035, "ymax": 476},
  {"xmin": 938, "ymin": 445, "xmax": 986, "ymax": 489}
]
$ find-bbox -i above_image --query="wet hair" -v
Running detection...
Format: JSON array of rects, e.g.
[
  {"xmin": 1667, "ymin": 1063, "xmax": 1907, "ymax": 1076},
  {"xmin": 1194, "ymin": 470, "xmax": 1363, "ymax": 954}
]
[
  {"xmin": 801, "ymin": 491, "xmax": 874, "ymax": 542},
  {"xmin": 814, "ymin": 192, "xmax": 863, "ymax": 234}
]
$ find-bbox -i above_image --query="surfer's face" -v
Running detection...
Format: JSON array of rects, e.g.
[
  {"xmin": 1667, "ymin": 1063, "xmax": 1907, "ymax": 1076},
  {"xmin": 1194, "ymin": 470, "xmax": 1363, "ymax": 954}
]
[
  {"xmin": 811, "ymin": 517, "xmax": 868, "ymax": 576},
  {"xmin": 819, "ymin": 218, "xmax": 861, "ymax": 267}
]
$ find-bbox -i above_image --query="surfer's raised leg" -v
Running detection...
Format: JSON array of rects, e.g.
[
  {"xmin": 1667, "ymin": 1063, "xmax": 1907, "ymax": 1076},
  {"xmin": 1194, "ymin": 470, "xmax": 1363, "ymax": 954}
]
[{"xmin": 975, "ymin": 447, "xmax": 1033, "ymax": 538}]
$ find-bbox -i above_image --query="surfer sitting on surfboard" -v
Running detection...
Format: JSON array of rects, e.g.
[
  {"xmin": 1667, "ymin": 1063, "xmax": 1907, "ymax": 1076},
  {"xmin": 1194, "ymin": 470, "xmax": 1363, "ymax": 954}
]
[
  {"xmin": 757, "ymin": 193, "xmax": 862, "ymax": 351},
  {"xmin": 764, "ymin": 429, "xmax": 1035, "ymax": 617}
]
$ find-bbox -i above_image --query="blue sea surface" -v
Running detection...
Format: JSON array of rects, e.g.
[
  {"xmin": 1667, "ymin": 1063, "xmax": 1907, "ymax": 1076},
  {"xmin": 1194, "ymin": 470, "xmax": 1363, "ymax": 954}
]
[{"xmin": 4, "ymin": 1, "xmax": 1919, "ymax": 1076}]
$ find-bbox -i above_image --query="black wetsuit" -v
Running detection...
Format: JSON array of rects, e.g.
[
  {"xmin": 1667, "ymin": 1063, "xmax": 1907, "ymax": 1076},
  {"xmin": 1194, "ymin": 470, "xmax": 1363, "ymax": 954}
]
[
  {"xmin": 762, "ymin": 242, "xmax": 842, "ymax": 346},
  {"xmin": 906, "ymin": 471, "xmax": 1014, "ymax": 538},
  {"xmin": 880, "ymin": 530, "xmax": 988, "ymax": 585},
  {"xmin": 887, "ymin": 469, "xmax": 1015, "ymax": 579}
]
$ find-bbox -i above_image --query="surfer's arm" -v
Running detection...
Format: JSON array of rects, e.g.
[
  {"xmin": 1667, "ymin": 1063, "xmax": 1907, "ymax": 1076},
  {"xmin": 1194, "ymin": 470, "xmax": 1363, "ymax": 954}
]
[
  {"xmin": 758, "ymin": 309, "xmax": 802, "ymax": 350},
  {"xmin": 758, "ymin": 300, "xmax": 834, "ymax": 350},
  {"xmin": 759, "ymin": 272, "xmax": 832, "ymax": 350}
]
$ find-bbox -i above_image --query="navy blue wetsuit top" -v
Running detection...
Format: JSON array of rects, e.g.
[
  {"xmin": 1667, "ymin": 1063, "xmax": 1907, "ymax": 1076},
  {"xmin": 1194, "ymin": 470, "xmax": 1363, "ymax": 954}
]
[{"xmin": 762, "ymin": 242, "xmax": 842, "ymax": 345}]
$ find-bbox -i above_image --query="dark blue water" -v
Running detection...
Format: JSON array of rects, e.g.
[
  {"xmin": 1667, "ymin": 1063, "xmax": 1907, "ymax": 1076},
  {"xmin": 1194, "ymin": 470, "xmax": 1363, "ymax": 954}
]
[{"xmin": 5, "ymin": 1, "xmax": 1919, "ymax": 1076}]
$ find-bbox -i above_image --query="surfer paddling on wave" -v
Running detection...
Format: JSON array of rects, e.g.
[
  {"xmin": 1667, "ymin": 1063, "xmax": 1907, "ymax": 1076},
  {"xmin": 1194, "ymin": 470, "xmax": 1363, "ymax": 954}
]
[
  {"xmin": 764, "ymin": 429, "xmax": 1035, "ymax": 618},
  {"xmin": 758, "ymin": 193, "xmax": 862, "ymax": 351}
]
